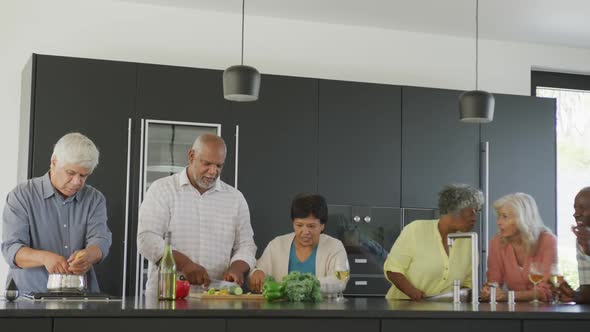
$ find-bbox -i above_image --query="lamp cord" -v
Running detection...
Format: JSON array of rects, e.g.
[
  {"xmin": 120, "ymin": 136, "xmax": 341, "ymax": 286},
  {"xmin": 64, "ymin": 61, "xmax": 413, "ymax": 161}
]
[
  {"xmin": 475, "ymin": 0, "xmax": 479, "ymax": 90},
  {"xmin": 241, "ymin": 0, "xmax": 245, "ymax": 66}
]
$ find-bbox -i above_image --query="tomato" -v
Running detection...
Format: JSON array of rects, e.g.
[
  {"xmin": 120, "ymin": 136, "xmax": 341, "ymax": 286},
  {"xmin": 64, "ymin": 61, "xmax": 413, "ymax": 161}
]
[{"xmin": 176, "ymin": 279, "xmax": 191, "ymax": 299}]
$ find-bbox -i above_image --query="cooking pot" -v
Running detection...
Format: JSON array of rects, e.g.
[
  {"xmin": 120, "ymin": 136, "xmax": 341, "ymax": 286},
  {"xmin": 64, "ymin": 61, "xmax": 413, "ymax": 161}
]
[{"xmin": 47, "ymin": 274, "xmax": 87, "ymax": 292}]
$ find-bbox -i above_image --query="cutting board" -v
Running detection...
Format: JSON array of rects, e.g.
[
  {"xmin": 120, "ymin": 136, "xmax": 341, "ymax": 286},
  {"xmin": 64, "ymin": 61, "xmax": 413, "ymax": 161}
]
[{"xmin": 189, "ymin": 292, "xmax": 265, "ymax": 300}]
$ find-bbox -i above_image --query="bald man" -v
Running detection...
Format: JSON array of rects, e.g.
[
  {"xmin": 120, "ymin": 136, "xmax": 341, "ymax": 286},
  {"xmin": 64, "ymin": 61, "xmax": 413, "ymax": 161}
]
[
  {"xmin": 560, "ymin": 187, "xmax": 590, "ymax": 303},
  {"xmin": 137, "ymin": 133, "xmax": 256, "ymax": 297}
]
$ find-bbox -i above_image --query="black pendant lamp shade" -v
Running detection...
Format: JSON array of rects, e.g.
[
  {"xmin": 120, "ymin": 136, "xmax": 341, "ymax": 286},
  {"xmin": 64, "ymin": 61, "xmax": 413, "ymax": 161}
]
[
  {"xmin": 223, "ymin": 0, "xmax": 260, "ymax": 102},
  {"xmin": 459, "ymin": 0, "xmax": 494, "ymax": 123},
  {"xmin": 223, "ymin": 65, "xmax": 260, "ymax": 102},
  {"xmin": 459, "ymin": 90, "xmax": 494, "ymax": 123}
]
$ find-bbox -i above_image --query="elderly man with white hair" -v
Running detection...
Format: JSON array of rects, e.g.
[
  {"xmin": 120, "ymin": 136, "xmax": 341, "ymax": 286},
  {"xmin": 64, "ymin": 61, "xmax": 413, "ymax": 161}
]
[
  {"xmin": 1, "ymin": 133, "xmax": 112, "ymax": 294},
  {"xmin": 138, "ymin": 133, "xmax": 256, "ymax": 297}
]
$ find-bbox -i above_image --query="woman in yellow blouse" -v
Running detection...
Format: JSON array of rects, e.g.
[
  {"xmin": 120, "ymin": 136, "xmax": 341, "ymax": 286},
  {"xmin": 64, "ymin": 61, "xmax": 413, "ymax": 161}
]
[{"xmin": 383, "ymin": 184, "xmax": 484, "ymax": 300}]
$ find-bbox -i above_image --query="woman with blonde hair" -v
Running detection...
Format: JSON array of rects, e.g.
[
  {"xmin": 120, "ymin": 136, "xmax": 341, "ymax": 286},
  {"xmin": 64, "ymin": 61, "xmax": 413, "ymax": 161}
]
[{"xmin": 481, "ymin": 193, "xmax": 556, "ymax": 302}]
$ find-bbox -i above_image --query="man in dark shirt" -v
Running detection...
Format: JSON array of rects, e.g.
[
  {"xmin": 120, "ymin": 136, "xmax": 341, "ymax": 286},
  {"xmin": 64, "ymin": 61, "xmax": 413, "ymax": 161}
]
[{"xmin": 1, "ymin": 133, "xmax": 112, "ymax": 294}]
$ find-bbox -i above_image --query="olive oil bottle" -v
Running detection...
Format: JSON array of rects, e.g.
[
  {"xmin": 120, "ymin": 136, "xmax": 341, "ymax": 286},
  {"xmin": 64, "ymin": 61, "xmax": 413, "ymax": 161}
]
[{"xmin": 158, "ymin": 231, "xmax": 176, "ymax": 300}]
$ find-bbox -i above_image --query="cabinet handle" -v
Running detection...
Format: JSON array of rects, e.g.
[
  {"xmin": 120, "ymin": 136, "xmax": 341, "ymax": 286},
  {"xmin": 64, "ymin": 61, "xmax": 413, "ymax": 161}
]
[
  {"xmin": 354, "ymin": 281, "xmax": 368, "ymax": 286},
  {"xmin": 353, "ymin": 216, "xmax": 361, "ymax": 223},
  {"xmin": 481, "ymin": 141, "xmax": 489, "ymax": 255},
  {"xmin": 354, "ymin": 258, "xmax": 368, "ymax": 264},
  {"xmin": 135, "ymin": 118, "xmax": 146, "ymax": 298},
  {"xmin": 235, "ymin": 125, "xmax": 240, "ymax": 189},
  {"xmin": 122, "ymin": 119, "xmax": 132, "ymax": 297},
  {"xmin": 364, "ymin": 216, "xmax": 371, "ymax": 223}
]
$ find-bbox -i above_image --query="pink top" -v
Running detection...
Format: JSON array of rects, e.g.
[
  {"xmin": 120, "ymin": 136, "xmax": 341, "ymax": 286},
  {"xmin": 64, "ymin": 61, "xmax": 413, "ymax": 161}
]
[{"xmin": 486, "ymin": 231, "xmax": 557, "ymax": 302}]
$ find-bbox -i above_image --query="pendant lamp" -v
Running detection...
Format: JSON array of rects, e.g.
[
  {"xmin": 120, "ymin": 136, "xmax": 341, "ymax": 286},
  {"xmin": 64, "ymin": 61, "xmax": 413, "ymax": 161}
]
[
  {"xmin": 223, "ymin": 0, "xmax": 261, "ymax": 102},
  {"xmin": 459, "ymin": 0, "xmax": 494, "ymax": 123}
]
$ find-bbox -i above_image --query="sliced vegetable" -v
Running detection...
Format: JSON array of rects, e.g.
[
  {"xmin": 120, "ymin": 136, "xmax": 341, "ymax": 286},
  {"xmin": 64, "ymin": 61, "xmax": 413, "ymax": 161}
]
[{"xmin": 229, "ymin": 285, "xmax": 243, "ymax": 295}]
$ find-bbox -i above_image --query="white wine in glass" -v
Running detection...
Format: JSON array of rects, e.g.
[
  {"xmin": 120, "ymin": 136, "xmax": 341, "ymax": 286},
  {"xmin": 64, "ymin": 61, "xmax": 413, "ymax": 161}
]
[
  {"xmin": 549, "ymin": 275, "xmax": 564, "ymax": 287},
  {"xmin": 336, "ymin": 270, "xmax": 350, "ymax": 281},
  {"xmin": 549, "ymin": 264, "xmax": 564, "ymax": 304},
  {"xmin": 334, "ymin": 260, "xmax": 350, "ymax": 302},
  {"xmin": 528, "ymin": 261, "xmax": 543, "ymax": 304}
]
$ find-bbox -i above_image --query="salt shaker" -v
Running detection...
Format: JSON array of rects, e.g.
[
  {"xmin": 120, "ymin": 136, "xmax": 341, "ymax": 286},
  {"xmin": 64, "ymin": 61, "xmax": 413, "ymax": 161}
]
[
  {"xmin": 453, "ymin": 279, "xmax": 461, "ymax": 304},
  {"xmin": 489, "ymin": 282, "xmax": 498, "ymax": 304},
  {"xmin": 508, "ymin": 290, "xmax": 515, "ymax": 304}
]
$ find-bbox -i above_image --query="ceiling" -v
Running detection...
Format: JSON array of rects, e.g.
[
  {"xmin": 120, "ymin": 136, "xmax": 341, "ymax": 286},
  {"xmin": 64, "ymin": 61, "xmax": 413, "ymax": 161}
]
[{"xmin": 116, "ymin": 0, "xmax": 590, "ymax": 49}]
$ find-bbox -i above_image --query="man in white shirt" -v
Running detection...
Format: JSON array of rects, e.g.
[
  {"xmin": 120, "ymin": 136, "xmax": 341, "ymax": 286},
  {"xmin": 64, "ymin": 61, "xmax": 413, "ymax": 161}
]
[{"xmin": 137, "ymin": 133, "xmax": 256, "ymax": 296}]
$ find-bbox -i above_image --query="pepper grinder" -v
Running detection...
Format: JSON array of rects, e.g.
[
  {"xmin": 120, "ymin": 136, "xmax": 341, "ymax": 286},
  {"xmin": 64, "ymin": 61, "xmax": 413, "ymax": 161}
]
[{"xmin": 5, "ymin": 278, "xmax": 19, "ymax": 302}]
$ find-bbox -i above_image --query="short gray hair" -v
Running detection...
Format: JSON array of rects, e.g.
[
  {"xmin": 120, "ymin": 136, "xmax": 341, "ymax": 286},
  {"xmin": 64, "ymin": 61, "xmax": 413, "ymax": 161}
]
[
  {"xmin": 192, "ymin": 133, "xmax": 226, "ymax": 155},
  {"xmin": 438, "ymin": 183, "xmax": 484, "ymax": 215},
  {"xmin": 51, "ymin": 133, "xmax": 99, "ymax": 172},
  {"xmin": 493, "ymin": 192, "xmax": 550, "ymax": 253}
]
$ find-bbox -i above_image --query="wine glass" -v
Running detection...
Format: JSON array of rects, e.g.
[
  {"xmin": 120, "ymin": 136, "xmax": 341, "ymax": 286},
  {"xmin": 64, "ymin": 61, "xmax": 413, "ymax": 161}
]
[
  {"xmin": 528, "ymin": 261, "xmax": 543, "ymax": 304},
  {"xmin": 334, "ymin": 259, "xmax": 350, "ymax": 302},
  {"xmin": 549, "ymin": 264, "xmax": 564, "ymax": 305}
]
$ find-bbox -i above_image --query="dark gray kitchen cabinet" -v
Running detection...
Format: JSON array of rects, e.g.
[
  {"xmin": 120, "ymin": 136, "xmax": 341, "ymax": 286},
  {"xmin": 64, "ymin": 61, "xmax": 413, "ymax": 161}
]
[
  {"xmin": 29, "ymin": 54, "xmax": 137, "ymax": 297},
  {"xmin": 231, "ymin": 74, "xmax": 319, "ymax": 256},
  {"xmin": 402, "ymin": 208, "xmax": 439, "ymax": 226},
  {"xmin": 228, "ymin": 319, "xmax": 380, "ymax": 332},
  {"xmin": 401, "ymin": 86, "xmax": 480, "ymax": 208},
  {"xmin": 382, "ymin": 319, "xmax": 520, "ymax": 332},
  {"xmin": 135, "ymin": 63, "xmax": 235, "ymax": 185},
  {"xmin": 54, "ymin": 318, "xmax": 225, "ymax": 332},
  {"xmin": 324, "ymin": 204, "xmax": 400, "ymax": 295},
  {"xmin": 347, "ymin": 275, "xmax": 393, "ymax": 296},
  {"xmin": 524, "ymin": 320, "xmax": 589, "ymax": 332},
  {"xmin": 0, "ymin": 319, "xmax": 51, "ymax": 332},
  {"xmin": 318, "ymin": 80, "xmax": 402, "ymax": 207},
  {"xmin": 480, "ymin": 94, "xmax": 556, "ymax": 237}
]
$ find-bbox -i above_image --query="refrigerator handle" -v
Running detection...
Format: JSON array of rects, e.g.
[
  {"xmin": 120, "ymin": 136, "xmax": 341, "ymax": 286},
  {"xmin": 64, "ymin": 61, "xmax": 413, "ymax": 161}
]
[
  {"xmin": 135, "ymin": 119, "xmax": 146, "ymax": 298},
  {"xmin": 234, "ymin": 125, "xmax": 240, "ymax": 189},
  {"xmin": 122, "ymin": 118, "xmax": 132, "ymax": 298},
  {"xmin": 480, "ymin": 141, "xmax": 490, "ymax": 256}
]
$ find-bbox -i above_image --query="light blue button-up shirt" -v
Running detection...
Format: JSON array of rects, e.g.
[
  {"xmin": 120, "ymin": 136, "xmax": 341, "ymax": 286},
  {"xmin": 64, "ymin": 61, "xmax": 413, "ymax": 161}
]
[{"xmin": 1, "ymin": 173, "xmax": 112, "ymax": 294}]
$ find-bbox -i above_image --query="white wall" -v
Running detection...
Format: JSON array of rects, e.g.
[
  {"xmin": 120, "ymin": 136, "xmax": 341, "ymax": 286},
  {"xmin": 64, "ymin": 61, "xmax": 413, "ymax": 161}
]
[{"xmin": 2, "ymin": 0, "xmax": 590, "ymax": 287}]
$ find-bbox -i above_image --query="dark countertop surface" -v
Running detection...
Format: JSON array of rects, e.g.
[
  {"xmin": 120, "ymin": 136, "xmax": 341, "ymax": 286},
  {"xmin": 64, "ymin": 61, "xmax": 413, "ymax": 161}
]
[{"xmin": 1, "ymin": 296, "xmax": 590, "ymax": 319}]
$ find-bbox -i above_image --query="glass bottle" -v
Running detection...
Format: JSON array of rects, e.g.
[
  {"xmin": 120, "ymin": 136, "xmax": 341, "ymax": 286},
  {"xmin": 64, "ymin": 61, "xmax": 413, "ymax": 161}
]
[{"xmin": 158, "ymin": 231, "xmax": 176, "ymax": 300}]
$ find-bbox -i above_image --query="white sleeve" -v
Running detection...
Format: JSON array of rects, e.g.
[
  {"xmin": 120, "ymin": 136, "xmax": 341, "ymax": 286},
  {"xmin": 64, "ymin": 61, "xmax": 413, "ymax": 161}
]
[
  {"xmin": 229, "ymin": 192, "xmax": 257, "ymax": 269},
  {"xmin": 137, "ymin": 180, "xmax": 171, "ymax": 264}
]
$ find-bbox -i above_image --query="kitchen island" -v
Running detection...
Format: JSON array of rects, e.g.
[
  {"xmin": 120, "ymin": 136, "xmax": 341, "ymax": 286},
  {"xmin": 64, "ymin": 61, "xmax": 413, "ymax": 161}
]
[{"xmin": 0, "ymin": 297, "xmax": 588, "ymax": 332}]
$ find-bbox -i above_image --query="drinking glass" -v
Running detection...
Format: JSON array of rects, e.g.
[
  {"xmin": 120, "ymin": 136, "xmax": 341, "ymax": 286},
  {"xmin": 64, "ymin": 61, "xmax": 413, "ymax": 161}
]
[
  {"xmin": 528, "ymin": 261, "xmax": 543, "ymax": 304},
  {"xmin": 549, "ymin": 264, "xmax": 564, "ymax": 305},
  {"xmin": 334, "ymin": 259, "xmax": 350, "ymax": 302}
]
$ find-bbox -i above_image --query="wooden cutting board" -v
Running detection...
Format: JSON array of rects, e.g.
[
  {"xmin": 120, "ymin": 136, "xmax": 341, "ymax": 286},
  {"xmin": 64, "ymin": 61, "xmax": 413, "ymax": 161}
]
[{"xmin": 189, "ymin": 292, "xmax": 265, "ymax": 300}]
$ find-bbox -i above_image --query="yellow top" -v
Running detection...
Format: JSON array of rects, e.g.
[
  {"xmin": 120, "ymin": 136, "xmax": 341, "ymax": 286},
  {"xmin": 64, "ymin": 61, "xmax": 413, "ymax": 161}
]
[{"xmin": 383, "ymin": 219, "xmax": 473, "ymax": 299}]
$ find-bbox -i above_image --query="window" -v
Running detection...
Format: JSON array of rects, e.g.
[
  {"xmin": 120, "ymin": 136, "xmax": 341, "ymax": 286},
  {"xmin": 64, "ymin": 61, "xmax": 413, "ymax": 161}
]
[{"xmin": 532, "ymin": 71, "xmax": 590, "ymax": 289}]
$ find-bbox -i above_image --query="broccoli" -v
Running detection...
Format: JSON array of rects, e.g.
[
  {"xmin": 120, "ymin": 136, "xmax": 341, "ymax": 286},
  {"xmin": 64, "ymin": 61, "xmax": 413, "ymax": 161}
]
[{"xmin": 281, "ymin": 271, "xmax": 322, "ymax": 303}]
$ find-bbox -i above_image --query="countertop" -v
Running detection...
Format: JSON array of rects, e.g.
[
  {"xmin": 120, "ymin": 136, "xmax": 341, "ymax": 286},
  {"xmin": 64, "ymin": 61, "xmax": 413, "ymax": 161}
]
[{"xmin": 1, "ymin": 296, "xmax": 590, "ymax": 319}]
